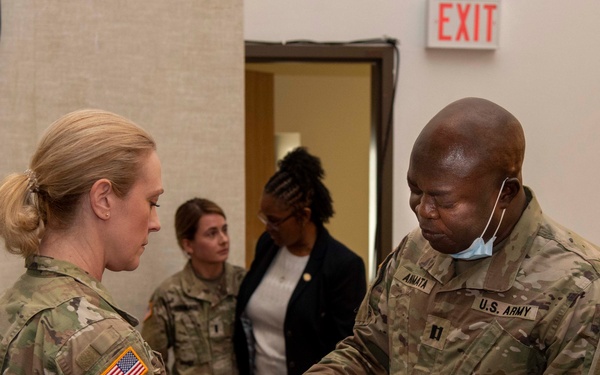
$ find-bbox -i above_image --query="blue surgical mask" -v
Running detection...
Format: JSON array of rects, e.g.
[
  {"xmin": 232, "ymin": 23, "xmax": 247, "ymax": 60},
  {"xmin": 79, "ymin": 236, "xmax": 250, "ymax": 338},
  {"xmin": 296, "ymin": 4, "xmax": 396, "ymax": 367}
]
[{"xmin": 451, "ymin": 178, "xmax": 508, "ymax": 261}]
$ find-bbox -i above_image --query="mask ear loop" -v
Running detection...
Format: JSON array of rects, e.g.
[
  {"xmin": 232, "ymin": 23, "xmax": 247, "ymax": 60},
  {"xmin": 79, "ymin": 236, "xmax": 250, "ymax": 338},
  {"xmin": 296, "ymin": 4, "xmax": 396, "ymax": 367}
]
[
  {"xmin": 491, "ymin": 209, "xmax": 506, "ymax": 239},
  {"xmin": 479, "ymin": 178, "xmax": 509, "ymax": 237}
]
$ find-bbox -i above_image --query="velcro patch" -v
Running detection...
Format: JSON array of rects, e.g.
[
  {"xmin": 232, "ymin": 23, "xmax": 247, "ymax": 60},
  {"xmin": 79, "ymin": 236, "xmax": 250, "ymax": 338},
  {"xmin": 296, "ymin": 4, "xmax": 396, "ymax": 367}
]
[
  {"xmin": 76, "ymin": 326, "xmax": 121, "ymax": 371},
  {"xmin": 421, "ymin": 315, "xmax": 452, "ymax": 350}
]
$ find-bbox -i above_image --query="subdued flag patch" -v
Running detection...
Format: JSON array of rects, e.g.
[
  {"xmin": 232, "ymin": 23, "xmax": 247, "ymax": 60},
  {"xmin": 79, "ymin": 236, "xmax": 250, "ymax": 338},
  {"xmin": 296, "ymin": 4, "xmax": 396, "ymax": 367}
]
[{"xmin": 101, "ymin": 346, "xmax": 148, "ymax": 375}]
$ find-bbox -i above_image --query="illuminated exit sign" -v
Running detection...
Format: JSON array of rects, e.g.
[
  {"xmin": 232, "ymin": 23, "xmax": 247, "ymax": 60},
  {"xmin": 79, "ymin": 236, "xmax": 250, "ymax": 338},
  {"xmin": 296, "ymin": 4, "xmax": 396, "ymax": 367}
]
[{"xmin": 427, "ymin": 0, "xmax": 501, "ymax": 49}]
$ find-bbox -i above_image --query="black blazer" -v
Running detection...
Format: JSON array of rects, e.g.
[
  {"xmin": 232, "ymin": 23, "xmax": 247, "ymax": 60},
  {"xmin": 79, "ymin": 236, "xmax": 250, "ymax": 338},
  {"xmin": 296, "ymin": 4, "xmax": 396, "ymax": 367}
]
[{"xmin": 234, "ymin": 226, "xmax": 366, "ymax": 375}]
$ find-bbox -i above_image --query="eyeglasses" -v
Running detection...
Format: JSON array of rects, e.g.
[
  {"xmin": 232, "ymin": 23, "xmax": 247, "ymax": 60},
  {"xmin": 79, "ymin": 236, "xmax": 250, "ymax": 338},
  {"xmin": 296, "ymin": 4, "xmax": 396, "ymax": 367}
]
[{"xmin": 257, "ymin": 211, "xmax": 296, "ymax": 230}]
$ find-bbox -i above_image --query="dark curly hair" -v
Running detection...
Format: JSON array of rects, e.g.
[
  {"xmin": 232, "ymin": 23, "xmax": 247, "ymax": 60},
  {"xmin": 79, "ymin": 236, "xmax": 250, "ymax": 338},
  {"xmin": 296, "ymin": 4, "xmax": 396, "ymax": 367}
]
[{"xmin": 264, "ymin": 147, "xmax": 334, "ymax": 225}]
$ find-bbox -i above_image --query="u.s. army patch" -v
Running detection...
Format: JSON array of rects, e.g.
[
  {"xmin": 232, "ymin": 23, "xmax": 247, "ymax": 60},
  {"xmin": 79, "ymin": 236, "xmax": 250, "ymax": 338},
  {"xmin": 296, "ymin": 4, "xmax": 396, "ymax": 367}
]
[
  {"xmin": 398, "ymin": 266, "xmax": 436, "ymax": 294},
  {"xmin": 101, "ymin": 346, "xmax": 148, "ymax": 375},
  {"xmin": 472, "ymin": 297, "xmax": 538, "ymax": 321}
]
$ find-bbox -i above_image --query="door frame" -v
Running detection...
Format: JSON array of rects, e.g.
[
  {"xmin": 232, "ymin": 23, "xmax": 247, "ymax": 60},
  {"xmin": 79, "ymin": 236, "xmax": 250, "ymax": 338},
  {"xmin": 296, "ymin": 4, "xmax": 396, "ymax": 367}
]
[{"xmin": 245, "ymin": 41, "xmax": 396, "ymax": 265}]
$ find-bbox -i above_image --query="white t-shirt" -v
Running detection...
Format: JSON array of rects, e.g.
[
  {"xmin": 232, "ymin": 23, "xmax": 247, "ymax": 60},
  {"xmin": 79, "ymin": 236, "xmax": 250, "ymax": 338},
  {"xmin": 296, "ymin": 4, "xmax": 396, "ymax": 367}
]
[{"xmin": 245, "ymin": 247, "xmax": 310, "ymax": 375}]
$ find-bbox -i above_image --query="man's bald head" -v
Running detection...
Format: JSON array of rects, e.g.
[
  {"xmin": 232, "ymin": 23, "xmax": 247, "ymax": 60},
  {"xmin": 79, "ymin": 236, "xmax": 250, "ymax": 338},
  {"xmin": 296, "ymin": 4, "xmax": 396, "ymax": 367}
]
[{"xmin": 412, "ymin": 97, "xmax": 525, "ymax": 181}]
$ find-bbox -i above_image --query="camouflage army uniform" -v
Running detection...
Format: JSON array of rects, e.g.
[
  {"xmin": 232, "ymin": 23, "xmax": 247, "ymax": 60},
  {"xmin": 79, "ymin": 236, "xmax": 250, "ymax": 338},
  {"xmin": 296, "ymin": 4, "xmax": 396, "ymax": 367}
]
[
  {"xmin": 141, "ymin": 261, "xmax": 246, "ymax": 375},
  {"xmin": 307, "ymin": 188, "xmax": 600, "ymax": 374},
  {"xmin": 0, "ymin": 255, "xmax": 166, "ymax": 375}
]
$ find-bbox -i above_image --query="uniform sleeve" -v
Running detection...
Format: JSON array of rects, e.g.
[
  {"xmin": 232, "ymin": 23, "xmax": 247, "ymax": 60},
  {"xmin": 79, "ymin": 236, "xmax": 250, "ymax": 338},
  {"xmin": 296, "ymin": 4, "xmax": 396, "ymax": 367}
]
[
  {"xmin": 307, "ymin": 244, "xmax": 406, "ymax": 374},
  {"xmin": 545, "ymin": 281, "xmax": 600, "ymax": 373},
  {"xmin": 55, "ymin": 317, "xmax": 166, "ymax": 375},
  {"xmin": 141, "ymin": 289, "xmax": 173, "ymax": 363}
]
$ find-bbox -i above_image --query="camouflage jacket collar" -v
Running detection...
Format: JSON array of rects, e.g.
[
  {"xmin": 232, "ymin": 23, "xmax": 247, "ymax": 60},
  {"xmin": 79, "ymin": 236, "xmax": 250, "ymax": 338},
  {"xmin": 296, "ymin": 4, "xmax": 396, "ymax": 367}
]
[
  {"xmin": 181, "ymin": 261, "xmax": 237, "ymax": 305},
  {"xmin": 418, "ymin": 186, "xmax": 542, "ymax": 293},
  {"xmin": 25, "ymin": 255, "xmax": 140, "ymax": 326}
]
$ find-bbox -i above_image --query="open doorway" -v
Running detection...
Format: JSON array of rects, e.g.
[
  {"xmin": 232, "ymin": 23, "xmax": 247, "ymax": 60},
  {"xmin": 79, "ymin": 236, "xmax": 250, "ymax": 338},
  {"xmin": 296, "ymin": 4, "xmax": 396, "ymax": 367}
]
[{"xmin": 245, "ymin": 41, "xmax": 396, "ymax": 280}]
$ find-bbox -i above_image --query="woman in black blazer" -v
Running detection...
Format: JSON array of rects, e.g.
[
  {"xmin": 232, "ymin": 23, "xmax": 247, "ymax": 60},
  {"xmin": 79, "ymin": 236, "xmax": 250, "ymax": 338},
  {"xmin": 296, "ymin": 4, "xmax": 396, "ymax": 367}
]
[{"xmin": 234, "ymin": 147, "xmax": 366, "ymax": 375}]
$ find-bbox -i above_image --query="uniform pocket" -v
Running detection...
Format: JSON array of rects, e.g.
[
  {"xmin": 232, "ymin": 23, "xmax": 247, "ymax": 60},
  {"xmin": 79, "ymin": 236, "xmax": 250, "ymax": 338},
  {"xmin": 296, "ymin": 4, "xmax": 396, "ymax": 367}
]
[
  {"xmin": 207, "ymin": 314, "xmax": 234, "ymax": 357},
  {"xmin": 451, "ymin": 319, "xmax": 544, "ymax": 375},
  {"xmin": 206, "ymin": 298, "xmax": 236, "ymax": 374},
  {"xmin": 413, "ymin": 319, "xmax": 544, "ymax": 375},
  {"xmin": 173, "ymin": 310, "xmax": 211, "ymax": 365}
]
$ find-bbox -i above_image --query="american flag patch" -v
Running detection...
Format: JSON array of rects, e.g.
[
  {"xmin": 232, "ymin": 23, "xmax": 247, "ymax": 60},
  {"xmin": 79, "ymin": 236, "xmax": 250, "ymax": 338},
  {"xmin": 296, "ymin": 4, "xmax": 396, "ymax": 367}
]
[{"xmin": 101, "ymin": 346, "xmax": 148, "ymax": 375}]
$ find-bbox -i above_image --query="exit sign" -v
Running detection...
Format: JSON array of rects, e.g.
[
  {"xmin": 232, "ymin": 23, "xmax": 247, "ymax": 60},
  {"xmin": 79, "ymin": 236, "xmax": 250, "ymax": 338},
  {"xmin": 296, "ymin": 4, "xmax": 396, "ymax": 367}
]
[{"xmin": 427, "ymin": 0, "xmax": 501, "ymax": 50}]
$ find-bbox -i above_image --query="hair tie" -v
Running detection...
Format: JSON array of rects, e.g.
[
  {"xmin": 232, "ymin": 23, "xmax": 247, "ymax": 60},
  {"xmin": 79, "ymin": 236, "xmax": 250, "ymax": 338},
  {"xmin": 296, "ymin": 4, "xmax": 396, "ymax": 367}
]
[{"xmin": 24, "ymin": 169, "xmax": 39, "ymax": 193}]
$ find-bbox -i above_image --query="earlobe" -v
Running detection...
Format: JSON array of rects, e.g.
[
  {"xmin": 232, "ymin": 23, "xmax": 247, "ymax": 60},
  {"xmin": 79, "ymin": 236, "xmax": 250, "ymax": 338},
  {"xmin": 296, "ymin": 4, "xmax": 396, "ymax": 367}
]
[
  {"xmin": 182, "ymin": 239, "xmax": 194, "ymax": 256},
  {"xmin": 89, "ymin": 179, "xmax": 113, "ymax": 220},
  {"xmin": 303, "ymin": 207, "xmax": 312, "ymax": 221},
  {"xmin": 302, "ymin": 207, "xmax": 312, "ymax": 225},
  {"xmin": 500, "ymin": 178, "xmax": 522, "ymax": 206}
]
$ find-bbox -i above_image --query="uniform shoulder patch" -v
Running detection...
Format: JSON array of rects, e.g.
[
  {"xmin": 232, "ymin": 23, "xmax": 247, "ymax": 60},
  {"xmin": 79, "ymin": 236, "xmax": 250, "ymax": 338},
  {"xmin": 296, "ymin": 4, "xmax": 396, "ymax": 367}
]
[
  {"xmin": 101, "ymin": 346, "xmax": 148, "ymax": 375},
  {"xmin": 143, "ymin": 301, "xmax": 153, "ymax": 322}
]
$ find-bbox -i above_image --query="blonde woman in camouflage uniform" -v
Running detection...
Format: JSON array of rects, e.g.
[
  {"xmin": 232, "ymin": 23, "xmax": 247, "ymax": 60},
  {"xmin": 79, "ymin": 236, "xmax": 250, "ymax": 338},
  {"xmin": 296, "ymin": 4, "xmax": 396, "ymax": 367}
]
[
  {"xmin": 0, "ymin": 109, "xmax": 166, "ymax": 374},
  {"xmin": 307, "ymin": 98, "xmax": 600, "ymax": 374},
  {"xmin": 141, "ymin": 198, "xmax": 246, "ymax": 375}
]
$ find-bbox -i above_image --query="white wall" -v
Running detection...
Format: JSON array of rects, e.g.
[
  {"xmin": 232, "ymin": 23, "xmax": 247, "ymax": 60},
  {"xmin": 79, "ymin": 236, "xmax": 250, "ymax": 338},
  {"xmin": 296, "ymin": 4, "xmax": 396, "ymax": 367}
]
[{"xmin": 245, "ymin": 0, "xmax": 600, "ymax": 249}]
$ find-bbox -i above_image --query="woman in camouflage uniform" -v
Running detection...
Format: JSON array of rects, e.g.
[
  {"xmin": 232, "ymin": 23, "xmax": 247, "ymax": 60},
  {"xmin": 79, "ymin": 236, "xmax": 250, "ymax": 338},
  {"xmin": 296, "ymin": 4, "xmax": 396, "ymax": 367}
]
[
  {"xmin": 0, "ymin": 109, "xmax": 166, "ymax": 374},
  {"xmin": 141, "ymin": 198, "xmax": 246, "ymax": 375}
]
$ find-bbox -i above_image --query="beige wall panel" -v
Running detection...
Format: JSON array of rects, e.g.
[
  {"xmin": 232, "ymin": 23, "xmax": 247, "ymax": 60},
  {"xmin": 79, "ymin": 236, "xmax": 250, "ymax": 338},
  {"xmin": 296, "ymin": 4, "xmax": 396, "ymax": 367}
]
[
  {"xmin": 244, "ymin": 70, "xmax": 275, "ymax": 268},
  {"xmin": 0, "ymin": 0, "xmax": 244, "ymax": 324},
  {"xmin": 273, "ymin": 67, "xmax": 371, "ymax": 272}
]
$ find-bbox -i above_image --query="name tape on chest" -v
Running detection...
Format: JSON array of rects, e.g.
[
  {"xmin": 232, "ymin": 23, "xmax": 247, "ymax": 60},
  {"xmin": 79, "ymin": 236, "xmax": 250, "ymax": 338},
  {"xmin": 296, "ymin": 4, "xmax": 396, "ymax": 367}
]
[
  {"xmin": 472, "ymin": 297, "xmax": 538, "ymax": 320},
  {"xmin": 397, "ymin": 267, "xmax": 436, "ymax": 294}
]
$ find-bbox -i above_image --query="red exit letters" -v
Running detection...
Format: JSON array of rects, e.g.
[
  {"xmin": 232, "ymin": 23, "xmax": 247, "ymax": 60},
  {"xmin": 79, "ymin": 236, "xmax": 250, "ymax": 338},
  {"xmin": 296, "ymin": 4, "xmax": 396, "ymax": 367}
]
[{"xmin": 427, "ymin": 0, "xmax": 500, "ymax": 49}]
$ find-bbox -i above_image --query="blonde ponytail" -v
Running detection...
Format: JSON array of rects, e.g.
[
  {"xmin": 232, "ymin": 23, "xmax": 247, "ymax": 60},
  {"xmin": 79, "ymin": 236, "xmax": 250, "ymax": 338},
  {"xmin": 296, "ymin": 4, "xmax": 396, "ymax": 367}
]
[{"xmin": 0, "ymin": 172, "xmax": 44, "ymax": 257}]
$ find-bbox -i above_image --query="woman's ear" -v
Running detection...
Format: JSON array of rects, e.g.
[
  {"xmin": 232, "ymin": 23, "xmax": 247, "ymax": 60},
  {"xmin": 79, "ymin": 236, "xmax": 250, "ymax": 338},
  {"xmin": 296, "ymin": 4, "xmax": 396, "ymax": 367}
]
[
  {"xmin": 182, "ymin": 239, "xmax": 194, "ymax": 256},
  {"xmin": 89, "ymin": 179, "xmax": 113, "ymax": 220},
  {"xmin": 499, "ymin": 177, "xmax": 522, "ymax": 208},
  {"xmin": 301, "ymin": 207, "xmax": 312, "ymax": 224}
]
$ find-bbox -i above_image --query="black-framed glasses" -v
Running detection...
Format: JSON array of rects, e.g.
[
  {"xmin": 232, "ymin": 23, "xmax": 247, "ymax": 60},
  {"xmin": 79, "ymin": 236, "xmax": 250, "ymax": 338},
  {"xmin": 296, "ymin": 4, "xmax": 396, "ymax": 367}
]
[{"xmin": 257, "ymin": 211, "xmax": 296, "ymax": 230}]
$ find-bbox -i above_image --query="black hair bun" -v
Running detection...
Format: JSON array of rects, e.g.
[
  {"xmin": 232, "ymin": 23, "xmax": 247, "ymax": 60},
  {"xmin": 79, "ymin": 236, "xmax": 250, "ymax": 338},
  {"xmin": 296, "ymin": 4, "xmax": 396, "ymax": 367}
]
[{"xmin": 278, "ymin": 147, "xmax": 325, "ymax": 183}]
